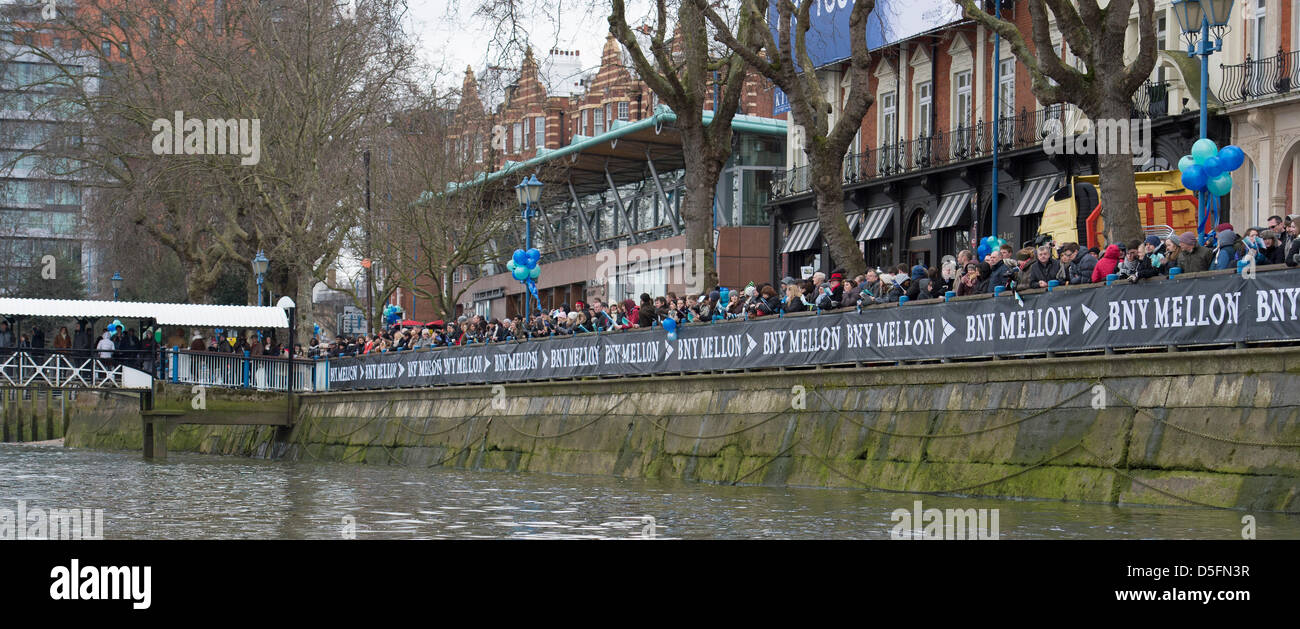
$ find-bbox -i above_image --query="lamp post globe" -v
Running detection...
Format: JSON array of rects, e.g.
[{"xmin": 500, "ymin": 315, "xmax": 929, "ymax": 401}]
[
  {"xmin": 252, "ymin": 250, "xmax": 270, "ymax": 307},
  {"xmin": 111, "ymin": 271, "xmax": 123, "ymax": 301}
]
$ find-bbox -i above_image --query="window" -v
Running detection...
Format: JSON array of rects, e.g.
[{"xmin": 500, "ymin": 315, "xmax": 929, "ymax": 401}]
[
  {"xmin": 955, "ymin": 70, "xmax": 972, "ymax": 128},
  {"xmin": 475, "ymin": 135, "xmax": 483, "ymax": 163},
  {"xmin": 512, "ymin": 122, "xmax": 522, "ymax": 153},
  {"xmin": 1250, "ymin": 0, "xmax": 1267, "ymax": 60},
  {"xmin": 880, "ymin": 91, "xmax": 897, "ymax": 143},
  {"xmin": 1251, "ymin": 161, "xmax": 1261, "ymax": 223},
  {"xmin": 216, "ymin": 0, "xmax": 226, "ymax": 35},
  {"xmin": 579, "ymin": 111, "xmax": 587, "ymax": 136},
  {"xmin": 618, "ymin": 101, "xmax": 629, "ymax": 120},
  {"xmin": 534, "ymin": 116, "xmax": 545, "ymax": 148},
  {"xmin": 998, "ymin": 58, "xmax": 1015, "ymax": 120},
  {"xmin": 594, "ymin": 107, "xmax": 604, "ymax": 135},
  {"xmin": 101, "ymin": 42, "xmax": 112, "ymax": 58},
  {"xmin": 120, "ymin": 42, "xmax": 130, "ymax": 56},
  {"xmin": 916, "ymin": 81, "xmax": 932, "ymax": 137}
]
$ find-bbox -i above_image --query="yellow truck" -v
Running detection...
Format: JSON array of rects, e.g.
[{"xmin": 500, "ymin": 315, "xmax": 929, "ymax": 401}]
[{"xmin": 1037, "ymin": 170, "xmax": 1201, "ymax": 249}]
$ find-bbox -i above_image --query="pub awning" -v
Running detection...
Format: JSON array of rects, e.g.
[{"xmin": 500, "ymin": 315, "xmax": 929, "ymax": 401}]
[
  {"xmin": 856, "ymin": 205, "xmax": 895, "ymax": 241},
  {"xmin": 931, "ymin": 190, "xmax": 974, "ymax": 230},
  {"xmin": 1013, "ymin": 175, "xmax": 1064, "ymax": 217}
]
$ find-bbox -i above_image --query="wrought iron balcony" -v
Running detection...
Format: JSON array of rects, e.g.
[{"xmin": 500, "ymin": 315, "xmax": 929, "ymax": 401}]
[{"xmin": 1221, "ymin": 48, "xmax": 1299, "ymax": 103}]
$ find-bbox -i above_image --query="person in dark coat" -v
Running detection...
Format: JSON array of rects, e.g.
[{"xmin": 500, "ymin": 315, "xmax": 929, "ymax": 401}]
[
  {"xmin": 636, "ymin": 293, "xmax": 657, "ymax": 328},
  {"xmin": 1025, "ymin": 246, "xmax": 1062, "ymax": 289},
  {"xmin": 1174, "ymin": 231, "xmax": 1214, "ymax": 273}
]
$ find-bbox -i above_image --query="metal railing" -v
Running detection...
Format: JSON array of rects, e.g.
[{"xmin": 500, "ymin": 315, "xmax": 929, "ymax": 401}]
[
  {"xmin": 0, "ymin": 349, "xmax": 153, "ymax": 389},
  {"xmin": 163, "ymin": 348, "xmax": 325, "ymax": 393},
  {"xmin": 771, "ymin": 91, "xmax": 1171, "ymax": 199},
  {"xmin": 1221, "ymin": 49, "xmax": 1299, "ymax": 103}
]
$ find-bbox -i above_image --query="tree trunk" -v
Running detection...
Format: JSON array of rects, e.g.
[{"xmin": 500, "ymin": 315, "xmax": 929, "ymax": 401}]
[
  {"xmin": 811, "ymin": 150, "xmax": 867, "ymax": 277},
  {"xmin": 1093, "ymin": 99, "xmax": 1143, "ymax": 247},
  {"xmin": 678, "ymin": 123, "xmax": 721, "ymax": 292}
]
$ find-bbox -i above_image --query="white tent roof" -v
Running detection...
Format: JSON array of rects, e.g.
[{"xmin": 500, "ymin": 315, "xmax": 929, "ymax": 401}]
[{"xmin": 0, "ymin": 298, "xmax": 290, "ymax": 328}]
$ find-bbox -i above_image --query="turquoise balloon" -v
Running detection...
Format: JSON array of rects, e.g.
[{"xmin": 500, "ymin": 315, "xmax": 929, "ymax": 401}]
[
  {"xmin": 1218, "ymin": 145, "xmax": 1245, "ymax": 171},
  {"xmin": 506, "ymin": 259, "xmax": 517, "ymax": 271},
  {"xmin": 1177, "ymin": 155, "xmax": 1196, "ymax": 172},
  {"xmin": 1207, "ymin": 172, "xmax": 1233, "ymax": 196},
  {"xmin": 1192, "ymin": 138, "xmax": 1218, "ymax": 164},
  {"xmin": 511, "ymin": 266, "xmax": 528, "ymax": 281},
  {"xmin": 529, "ymin": 266, "xmax": 539, "ymax": 279}
]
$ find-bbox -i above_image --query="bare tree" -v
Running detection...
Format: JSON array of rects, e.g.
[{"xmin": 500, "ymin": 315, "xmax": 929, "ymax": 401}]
[
  {"xmin": 609, "ymin": 0, "xmax": 757, "ymax": 290},
  {"xmin": 953, "ymin": 0, "xmax": 1157, "ymax": 245},
  {"xmin": 697, "ymin": 0, "xmax": 874, "ymax": 277}
]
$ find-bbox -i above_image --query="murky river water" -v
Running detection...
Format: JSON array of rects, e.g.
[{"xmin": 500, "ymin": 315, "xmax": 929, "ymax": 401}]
[{"xmin": 2, "ymin": 443, "xmax": 1297, "ymax": 539}]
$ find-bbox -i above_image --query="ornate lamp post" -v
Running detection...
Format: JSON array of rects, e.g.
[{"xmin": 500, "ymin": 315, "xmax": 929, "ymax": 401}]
[
  {"xmin": 111, "ymin": 271, "xmax": 123, "ymax": 301},
  {"xmin": 514, "ymin": 174, "xmax": 543, "ymax": 316},
  {"xmin": 1172, "ymin": 0, "xmax": 1233, "ymax": 242},
  {"xmin": 252, "ymin": 250, "xmax": 270, "ymax": 307}
]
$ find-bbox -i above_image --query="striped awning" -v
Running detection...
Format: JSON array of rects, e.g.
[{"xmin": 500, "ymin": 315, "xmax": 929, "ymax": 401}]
[
  {"xmin": 1012, "ymin": 175, "xmax": 1064, "ymax": 217},
  {"xmin": 931, "ymin": 190, "xmax": 974, "ymax": 230},
  {"xmin": 856, "ymin": 206, "xmax": 895, "ymax": 241},
  {"xmin": 780, "ymin": 220, "xmax": 820, "ymax": 253},
  {"xmin": 846, "ymin": 211, "xmax": 862, "ymax": 235}
]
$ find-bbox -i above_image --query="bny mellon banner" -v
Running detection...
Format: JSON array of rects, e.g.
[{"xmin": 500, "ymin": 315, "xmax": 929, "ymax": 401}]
[{"xmin": 327, "ymin": 269, "xmax": 1300, "ymax": 389}]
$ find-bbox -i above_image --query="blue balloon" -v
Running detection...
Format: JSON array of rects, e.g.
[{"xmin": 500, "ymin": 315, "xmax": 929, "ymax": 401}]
[
  {"xmin": 1177, "ymin": 155, "xmax": 1196, "ymax": 172},
  {"xmin": 984, "ymin": 235, "xmax": 998, "ymax": 246},
  {"xmin": 1202, "ymin": 155, "xmax": 1222, "ymax": 178},
  {"xmin": 512, "ymin": 249, "xmax": 528, "ymax": 267},
  {"xmin": 526, "ymin": 248, "xmax": 541, "ymax": 265},
  {"xmin": 511, "ymin": 266, "xmax": 529, "ymax": 281},
  {"xmin": 1181, "ymin": 164, "xmax": 1208, "ymax": 191},
  {"xmin": 1192, "ymin": 138, "xmax": 1218, "ymax": 164},
  {"xmin": 977, "ymin": 242, "xmax": 992, "ymax": 259},
  {"xmin": 662, "ymin": 318, "xmax": 677, "ymax": 333},
  {"xmin": 1218, "ymin": 145, "xmax": 1245, "ymax": 172},
  {"xmin": 1207, "ymin": 172, "xmax": 1233, "ymax": 196}
]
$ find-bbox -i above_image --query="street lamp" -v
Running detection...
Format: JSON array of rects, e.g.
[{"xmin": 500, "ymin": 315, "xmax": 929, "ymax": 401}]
[
  {"xmin": 514, "ymin": 174, "xmax": 543, "ymax": 317},
  {"xmin": 252, "ymin": 250, "xmax": 270, "ymax": 307},
  {"xmin": 111, "ymin": 271, "xmax": 122, "ymax": 301},
  {"xmin": 1172, "ymin": 0, "xmax": 1233, "ymax": 243}
]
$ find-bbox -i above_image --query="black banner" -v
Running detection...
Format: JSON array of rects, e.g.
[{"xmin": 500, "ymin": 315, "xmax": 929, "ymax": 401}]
[{"xmin": 327, "ymin": 268, "xmax": 1300, "ymax": 389}]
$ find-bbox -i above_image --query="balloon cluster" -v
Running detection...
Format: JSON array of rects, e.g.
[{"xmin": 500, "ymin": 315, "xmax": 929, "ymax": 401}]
[
  {"xmin": 1179, "ymin": 139, "xmax": 1244, "ymax": 197},
  {"xmin": 383, "ymin": 304, "xmax": 402, "ymax": 326},
  {"xmin": 110, "ymin": 319, "xmax": 123, "ymax": 334},
  {"xmin": 507, "ymin": 248, "xmax": 542, "ymax": 314},
  {"xmin": 976, "ymin": 235, "xmax": 1008, "ymax": 260},
  {"xmin": 507, "ymin": 248, "xmax": 541, "ymax": 281}
]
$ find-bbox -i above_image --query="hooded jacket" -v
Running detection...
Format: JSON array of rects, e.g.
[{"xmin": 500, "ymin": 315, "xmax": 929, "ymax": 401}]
[
  {"xmin": 1091, "ymin": 244, "xmax": 1123, "ymax": 283},
  {"xmin": 1212, "ymin": 229, "xmax": 1241, "ymax": 270}
]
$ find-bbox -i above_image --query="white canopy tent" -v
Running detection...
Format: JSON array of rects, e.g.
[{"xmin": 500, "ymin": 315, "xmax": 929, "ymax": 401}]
[{"xmin": 0, "ymin": 298, "xmax": 290, "ymax": 329}]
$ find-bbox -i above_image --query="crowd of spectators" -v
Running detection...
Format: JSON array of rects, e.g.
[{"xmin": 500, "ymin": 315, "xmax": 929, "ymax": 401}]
[{"xmin": 296, "ymin": 215, "xmax": 1300, "ymax": 358}]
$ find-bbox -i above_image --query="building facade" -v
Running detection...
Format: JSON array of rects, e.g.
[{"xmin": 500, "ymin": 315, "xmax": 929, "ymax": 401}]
[
  {"xmin": 768, "ymin": 0, "xmax": 1237, "ymax": 280},
  {"xmin": 395, "ymin": 35, "xmax": 789, "ymax": 322},
  {"xmin": 1223, "ymin": 0, "xmax": 1299, "ymax": 226}
]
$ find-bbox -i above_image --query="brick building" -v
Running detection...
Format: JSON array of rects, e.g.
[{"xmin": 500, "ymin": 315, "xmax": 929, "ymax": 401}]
[
  {"xmin": 395, "ymin": 34, "xmax": 789, "ymax": 322},
  {"xmin": 770, "ymin": 0, "xmax": 1228, "ymax": 278}
]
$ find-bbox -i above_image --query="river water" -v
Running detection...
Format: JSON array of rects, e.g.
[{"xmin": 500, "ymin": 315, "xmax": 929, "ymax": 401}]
[{"xmin": 2, "ymin": 442, "xmax": 1297, "ymax": 539}]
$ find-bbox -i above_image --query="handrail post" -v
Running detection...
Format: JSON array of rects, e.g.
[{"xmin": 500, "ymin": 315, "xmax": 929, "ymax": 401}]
[
  {"xmin": 242, "ymin": 350, "xmax": 251, "ymax": 388},
  {"xmin": 171, "ymin": 346, "xmax": 179, "ymax": 383}
]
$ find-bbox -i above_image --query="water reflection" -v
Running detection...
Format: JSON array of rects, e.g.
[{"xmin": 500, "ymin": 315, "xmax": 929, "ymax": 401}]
[{"xmin": 1, "ymin": 443, "xmax": 1296, "ymax": 540}]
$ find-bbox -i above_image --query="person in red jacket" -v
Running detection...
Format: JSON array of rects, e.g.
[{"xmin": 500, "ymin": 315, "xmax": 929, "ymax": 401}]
[{"xmin": 1091, "ymin": 244, "xmax": 1123, "ymax": 282}]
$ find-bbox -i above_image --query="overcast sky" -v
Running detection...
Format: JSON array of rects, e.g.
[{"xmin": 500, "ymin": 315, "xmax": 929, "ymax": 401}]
[{"xmin": 410, "ymin": 0, "xmax": 642, "ymax": 91}]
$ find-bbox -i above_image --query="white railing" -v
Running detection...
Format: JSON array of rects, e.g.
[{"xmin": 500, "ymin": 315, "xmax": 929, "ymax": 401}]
[
  {"xmin": 0, "ymin": 350, "xmax": 151, "ymax": 389},
  {"xmin": 166, "ymin": 349, "xmax": 326, "ymax": 392}
]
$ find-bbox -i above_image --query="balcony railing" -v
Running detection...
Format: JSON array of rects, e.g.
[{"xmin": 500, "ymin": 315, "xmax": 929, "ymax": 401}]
[
  {"xmin": 770, "ymin": 90, "xmax": 1170, "ymax": 200},
  {"xmin": 1221, "ymin": 48, "xmax": 1299, "ymax": 103},
  {"xmin": 772, "ymin": 105, "xmax": 1063, "ymax": 198}
]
